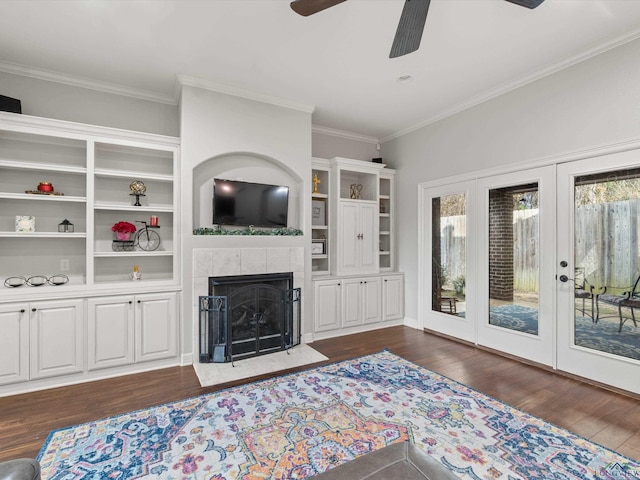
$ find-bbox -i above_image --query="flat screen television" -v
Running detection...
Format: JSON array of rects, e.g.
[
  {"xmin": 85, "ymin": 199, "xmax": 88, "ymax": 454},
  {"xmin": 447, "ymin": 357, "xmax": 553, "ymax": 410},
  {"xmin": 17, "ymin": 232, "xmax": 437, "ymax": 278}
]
[{"xmin": 213, "ymin": 178, "xmax": 289, "ymax": 228}]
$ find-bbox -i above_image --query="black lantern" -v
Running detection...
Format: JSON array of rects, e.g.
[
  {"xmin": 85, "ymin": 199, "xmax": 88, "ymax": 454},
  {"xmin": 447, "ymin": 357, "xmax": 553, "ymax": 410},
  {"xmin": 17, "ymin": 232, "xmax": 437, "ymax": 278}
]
[{"xmin": 58, "ymin": 219, "xmax": 74, "ymax": 233}]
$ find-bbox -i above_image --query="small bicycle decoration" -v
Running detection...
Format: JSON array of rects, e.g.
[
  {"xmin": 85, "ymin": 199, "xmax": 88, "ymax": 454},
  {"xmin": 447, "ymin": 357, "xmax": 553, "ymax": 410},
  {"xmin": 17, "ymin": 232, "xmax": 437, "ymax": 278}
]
[{"xmin": 134, "ymin": 221, "xmax": 161, "ymax": 251}]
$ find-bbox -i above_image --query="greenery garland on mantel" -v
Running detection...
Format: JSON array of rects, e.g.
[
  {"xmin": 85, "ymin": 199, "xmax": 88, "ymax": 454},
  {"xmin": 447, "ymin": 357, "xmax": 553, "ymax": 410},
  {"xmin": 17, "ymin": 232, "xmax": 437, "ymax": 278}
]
[{"xmin": 193, "ymin": 225, "xmax": 303, "ymax": 236}]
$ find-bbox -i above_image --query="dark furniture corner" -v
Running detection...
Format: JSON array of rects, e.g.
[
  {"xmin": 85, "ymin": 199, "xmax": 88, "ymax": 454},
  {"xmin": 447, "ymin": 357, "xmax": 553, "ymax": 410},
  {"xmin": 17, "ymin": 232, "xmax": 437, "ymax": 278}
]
[
  {"xmin": 311, "ymin": 441, "xmax": 460, "ymax": 480},
  {"xmin": 0, "ymin": 458, "xmax": 40, "ymax": 480}
]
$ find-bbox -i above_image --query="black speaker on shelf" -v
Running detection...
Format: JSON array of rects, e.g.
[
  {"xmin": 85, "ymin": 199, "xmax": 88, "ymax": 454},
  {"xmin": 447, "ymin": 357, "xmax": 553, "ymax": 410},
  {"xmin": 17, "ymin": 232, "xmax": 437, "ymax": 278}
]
[
  {"xmin": 0, "ymin": 95, "xmax": 22, "ymax": 114},
  {"xmin": 372, "ymin": 157, "xmax": 383, "ymax": 164}
]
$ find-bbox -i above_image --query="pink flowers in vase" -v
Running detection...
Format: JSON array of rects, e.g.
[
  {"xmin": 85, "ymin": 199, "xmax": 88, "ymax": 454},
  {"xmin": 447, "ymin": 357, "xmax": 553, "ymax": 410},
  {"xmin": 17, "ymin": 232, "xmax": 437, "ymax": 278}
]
[{"xmin": 112, "ymin": 221, "xmax": 136, "ymax": 241}]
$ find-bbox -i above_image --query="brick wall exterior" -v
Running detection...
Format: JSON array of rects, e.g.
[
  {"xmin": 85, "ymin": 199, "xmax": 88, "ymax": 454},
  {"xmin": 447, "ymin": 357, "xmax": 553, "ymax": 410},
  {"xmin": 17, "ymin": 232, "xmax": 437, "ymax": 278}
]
[{"xmin": 489, "ymin": 189, "xmax": 514, "ymax": 301}]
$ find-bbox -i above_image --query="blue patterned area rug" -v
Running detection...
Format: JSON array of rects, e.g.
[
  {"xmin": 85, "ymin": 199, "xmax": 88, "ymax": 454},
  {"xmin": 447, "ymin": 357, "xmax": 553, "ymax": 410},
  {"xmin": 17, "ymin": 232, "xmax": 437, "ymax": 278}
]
[
  {"xmin": 489, "ymin": 304, "xmax": 539, "ymax": 335},
  {"xmin": 38, "ymin": 351, "xmax": 639, "ymax": 479}
]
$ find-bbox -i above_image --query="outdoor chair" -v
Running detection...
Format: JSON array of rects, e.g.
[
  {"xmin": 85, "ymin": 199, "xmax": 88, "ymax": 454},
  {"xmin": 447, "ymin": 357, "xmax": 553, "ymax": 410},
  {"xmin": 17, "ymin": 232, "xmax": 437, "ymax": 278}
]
[
  {"xmin": 596, "ymin": 274, "xmax": 640, "ymax": 332},
  {"xmin": 574, "ymin": 267, "xmax": 596, "ymax": 321}
]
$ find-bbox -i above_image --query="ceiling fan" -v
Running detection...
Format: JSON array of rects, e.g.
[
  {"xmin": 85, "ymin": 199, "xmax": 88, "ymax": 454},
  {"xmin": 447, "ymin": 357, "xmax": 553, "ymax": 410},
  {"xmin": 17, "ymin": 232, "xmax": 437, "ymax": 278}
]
[{"xmin": 290, "ymin": 0, "xmax": 545, "ymax": 58}]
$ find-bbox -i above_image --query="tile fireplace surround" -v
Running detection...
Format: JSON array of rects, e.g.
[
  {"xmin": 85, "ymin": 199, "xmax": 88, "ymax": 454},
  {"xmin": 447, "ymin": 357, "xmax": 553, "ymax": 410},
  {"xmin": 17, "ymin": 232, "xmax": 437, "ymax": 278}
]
[{"xmin": 192, "ymin": 247, "xmax": 305, "ymax": 346}]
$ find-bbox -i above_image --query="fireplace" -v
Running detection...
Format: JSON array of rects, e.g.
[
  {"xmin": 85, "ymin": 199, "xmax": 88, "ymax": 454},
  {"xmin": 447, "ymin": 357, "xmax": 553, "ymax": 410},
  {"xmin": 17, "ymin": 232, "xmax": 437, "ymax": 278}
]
[{"xmin": 199, "ymin": 272, "xmax": 301, "ymax": 363}]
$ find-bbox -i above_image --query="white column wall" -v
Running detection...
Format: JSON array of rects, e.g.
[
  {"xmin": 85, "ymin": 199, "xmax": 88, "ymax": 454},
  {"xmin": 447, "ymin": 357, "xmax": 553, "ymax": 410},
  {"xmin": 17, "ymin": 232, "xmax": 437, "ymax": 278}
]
[{"xmin": 180, "ymin": 85, "xmax": 313, "ymax": 361}]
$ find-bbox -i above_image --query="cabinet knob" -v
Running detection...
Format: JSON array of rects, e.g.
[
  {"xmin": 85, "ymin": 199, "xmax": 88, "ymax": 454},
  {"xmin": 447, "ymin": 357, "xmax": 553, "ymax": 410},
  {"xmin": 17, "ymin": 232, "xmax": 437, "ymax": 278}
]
[
  {"xmin": 364, "ymin": 281, "xmax": 367, "ymax": 284},
  {"xmin": 128, "ymin": 301, "xmax": 133, "ymax": 304},
  {"xmin": 137, "ymin": 300, "xmax": 141, "ymax": 304},
  {"xmin": 31, "ymin": 308, "xmax": 37, "ymax": 312},
  {"xmin": 337, "ymin": 283, "xmax": 341, "ymax": 286},
  {"xmin": 19, "ymin": 309, "xmax": 25, "ymax": 313}
]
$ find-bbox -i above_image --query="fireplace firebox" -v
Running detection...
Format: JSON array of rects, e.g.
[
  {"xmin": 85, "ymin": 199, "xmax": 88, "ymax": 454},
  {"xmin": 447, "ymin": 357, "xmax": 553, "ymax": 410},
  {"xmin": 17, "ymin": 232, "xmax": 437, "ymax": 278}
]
[{"xmin": 199, "ymin": 272, "xmax": 300, "ymax": 363}]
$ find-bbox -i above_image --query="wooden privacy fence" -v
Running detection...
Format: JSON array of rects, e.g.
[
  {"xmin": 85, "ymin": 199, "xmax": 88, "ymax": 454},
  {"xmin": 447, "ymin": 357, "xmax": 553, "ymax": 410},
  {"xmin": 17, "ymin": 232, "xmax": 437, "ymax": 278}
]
[{"xmin": 439, "ymin": 199, "xmax": 640, "ymax": 293}]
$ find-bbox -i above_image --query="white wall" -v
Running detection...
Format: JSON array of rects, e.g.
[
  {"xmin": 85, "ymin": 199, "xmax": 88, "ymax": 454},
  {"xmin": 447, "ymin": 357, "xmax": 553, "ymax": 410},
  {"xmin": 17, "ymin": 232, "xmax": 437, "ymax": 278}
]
[
  {"xmin": 0, "ymin": 71, "xmax": 179, "ymax": 136},
  {"xmin": 382, "ymin": 37, "xmax": 640, "ymax": 323},
  {"xmin": 180, "ymin": 85, "xmax": 313, "ymax": 358},
  {"xmin": 312, "ymin": 131, "xmax": 379, "ymax": 162}
]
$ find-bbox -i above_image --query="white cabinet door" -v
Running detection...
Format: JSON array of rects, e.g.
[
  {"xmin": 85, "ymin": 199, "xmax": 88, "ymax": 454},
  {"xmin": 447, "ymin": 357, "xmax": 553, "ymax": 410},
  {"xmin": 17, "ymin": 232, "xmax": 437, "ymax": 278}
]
[
  {"xmin": 362, "ymin": 277, "xmax": 382, "ymax": 324},
  {"xmin": 337, "ymin": 201, "xmax": 379, "ymax": 275},
  {"xmin": 339, "ymin": 202, "xmax": 360, "ymax": 273},
  {"xmin": 342, "ymin": 278, "xmax": 363, "ymax": 327},
  {"xmin": 383, "ymin": 275, "xmax": 404, "ymax": 321},
  {"xmin": 135, "ymin": 292, "xmax": 177, "ymax": 362},
  {"xmin": 30, "ymin": 299, "xmax": 84, "ymax": 379},
  {"xmin": 88, "ymin": 296, "xmax": 135, "ymax": 371},
  {"xmin": 359, "ymin": 203, "xmax": 378, "ymax": 272},
  {"xmin": 0, "ymin": 303, "xmax": 29, "ymax": 385},
  {"xmin": 342, "ymin": 276, "xmax": 382, "ymax": 327},
  {"xmin": 313, "ymin": 279, "xmax": 342, "ymax": 332}
]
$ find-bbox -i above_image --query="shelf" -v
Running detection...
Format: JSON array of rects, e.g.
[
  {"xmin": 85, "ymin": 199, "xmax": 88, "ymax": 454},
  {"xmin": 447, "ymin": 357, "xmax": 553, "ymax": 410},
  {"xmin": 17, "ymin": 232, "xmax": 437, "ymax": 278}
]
[
  {"xmin": 379, "ymin": 213, "xmax": 390, "ymax": 218},
  {"xmin": 312, "ymin": 225, "xmax": 328, "ymax": 230},
  {"xmin": 94, "ymin": 202, "xmax": 174, "ymax": 212},
  {"xmin": 379, "ymin": 195, "xmax": 390, "ymax": 200},
  {"xmin": 312, "ymin": 254, "xmax": 328, "ymax": 260},
  {"xmin": 94, "ymin": 250, "xmax": 173, "ymax": 258},
  {"xmin": 0, "ymin": 192, "xmax": 87, "ymax": 203},
  {"xmin": 94, "ymin": 168, "xmax": 173, "ymax": 182},
  {"xmin": 0, "ymin": 232, "xmax": 86, "ymax": 238},
  {"xmin": 312, "ymin": 192, "xmax": 328, "ymax": 199},
  {"xmin": 379, "ymin": 251, "xmax": 390, "ymax": 255},
  {"xmin": 380, "ymin": 231, "xmax": 390, "ymax": 235},
  {"xmin": 0, "ymin": 159, "xmax": 87, "ymax": 175}
]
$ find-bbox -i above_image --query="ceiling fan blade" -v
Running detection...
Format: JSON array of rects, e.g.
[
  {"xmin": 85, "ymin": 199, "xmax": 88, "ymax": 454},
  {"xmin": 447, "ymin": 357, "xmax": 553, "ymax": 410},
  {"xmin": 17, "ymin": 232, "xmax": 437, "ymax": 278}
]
[
  {"xmin": 389, "ymin": 0, "xmax": 431, "ymax": 59},
  {"xmin": 504, "ymin": 0, "xmax": 545, "ymax": 9},
  {"xmin": 290, "ymin": 0, "xmax": 347, "ymax": 17}
]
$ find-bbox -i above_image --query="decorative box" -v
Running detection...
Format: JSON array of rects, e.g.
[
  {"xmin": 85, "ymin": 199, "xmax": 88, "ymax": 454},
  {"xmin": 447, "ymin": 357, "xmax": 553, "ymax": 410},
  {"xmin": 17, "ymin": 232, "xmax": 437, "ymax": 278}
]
[{"xmin": 15, "ymin": 215, "xmax": 35, "ymax": 232}]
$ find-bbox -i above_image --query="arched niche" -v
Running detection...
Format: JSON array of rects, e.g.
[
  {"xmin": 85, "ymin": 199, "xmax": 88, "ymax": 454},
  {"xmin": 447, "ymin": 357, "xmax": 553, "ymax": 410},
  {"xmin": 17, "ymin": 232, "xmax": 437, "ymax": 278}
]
[{"xmin": 192, "ymin": 152, "xmax": 302, "ymax": 231}]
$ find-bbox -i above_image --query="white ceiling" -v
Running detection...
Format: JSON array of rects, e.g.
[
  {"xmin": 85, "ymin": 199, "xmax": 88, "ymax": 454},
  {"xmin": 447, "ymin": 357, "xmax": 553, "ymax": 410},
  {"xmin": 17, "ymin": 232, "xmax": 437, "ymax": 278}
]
[{"xmin": 1, "ymin": 0, "xmax": 640, "ymax": 141}]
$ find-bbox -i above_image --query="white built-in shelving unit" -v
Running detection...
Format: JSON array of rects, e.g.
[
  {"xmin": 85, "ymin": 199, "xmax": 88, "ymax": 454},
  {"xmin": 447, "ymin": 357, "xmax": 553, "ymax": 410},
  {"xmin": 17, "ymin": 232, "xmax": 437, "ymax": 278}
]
[
  {"xmin": 0, "ymin": 112, "xmax": 180, "ymax": 395},
  {"xmin": 311, "ymin": 156, "xmax": 403, "ymax": 340}
]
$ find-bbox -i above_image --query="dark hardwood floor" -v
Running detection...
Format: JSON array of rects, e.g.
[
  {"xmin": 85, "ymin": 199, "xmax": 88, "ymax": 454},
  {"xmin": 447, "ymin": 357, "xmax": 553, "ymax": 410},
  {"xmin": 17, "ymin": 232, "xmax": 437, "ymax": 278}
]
[{"xmin": 1, "ymin": 326, "xmax": 639, "ymax": 463}]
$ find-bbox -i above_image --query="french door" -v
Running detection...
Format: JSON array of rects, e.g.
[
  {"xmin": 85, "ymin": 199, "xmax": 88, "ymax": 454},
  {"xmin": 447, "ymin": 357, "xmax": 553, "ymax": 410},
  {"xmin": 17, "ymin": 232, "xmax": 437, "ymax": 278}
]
[
  {"xmin": 557, "ymin": 150, "xmax": 640, "ymax": 394},
  {"xmin": 476, "ymin": 166, "xmax": 556, "ymax": 366},
  {"xmin": 420, "ymin": 180, "xmax": 477, "ymax": 342},
  {"xmin": 422, "ymin": 150, "xmax": 640, "ymax": 394}
]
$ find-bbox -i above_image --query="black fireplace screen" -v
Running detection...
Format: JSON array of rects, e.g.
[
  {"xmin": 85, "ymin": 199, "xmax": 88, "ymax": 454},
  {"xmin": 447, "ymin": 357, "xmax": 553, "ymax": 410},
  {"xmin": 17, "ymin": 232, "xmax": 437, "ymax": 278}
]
[{"xmin": 199, "ymin": 273, "xmax": 301, "ymax": 363}]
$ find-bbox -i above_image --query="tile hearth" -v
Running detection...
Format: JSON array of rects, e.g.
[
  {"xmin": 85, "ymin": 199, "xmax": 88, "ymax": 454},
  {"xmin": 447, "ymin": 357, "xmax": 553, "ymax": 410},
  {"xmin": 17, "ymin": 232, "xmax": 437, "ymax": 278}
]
[{"xmin": 192, "ymin": 344, "xmax": 327, "ymax": 387}]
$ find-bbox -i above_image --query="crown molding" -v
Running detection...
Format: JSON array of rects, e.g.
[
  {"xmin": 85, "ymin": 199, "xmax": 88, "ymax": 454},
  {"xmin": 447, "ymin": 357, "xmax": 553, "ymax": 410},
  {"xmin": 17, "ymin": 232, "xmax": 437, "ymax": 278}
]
[
  {"xmin": 312, "ymin": 124, "xmax": 379, "ymax": 144},
  {"xmin": 381, "ymin": 25, "xmax": 640, "ymax": 144},
  {"xmin": 0, "ymin": 61, "xmax": 176, "ymax": 106},
  {"xmin": 0, "ymin": 111, "xmax": 180, "ymax": 146},
  {"xmin": 177, "ymin": 74, "xmax": 315, "ymax": 114}
]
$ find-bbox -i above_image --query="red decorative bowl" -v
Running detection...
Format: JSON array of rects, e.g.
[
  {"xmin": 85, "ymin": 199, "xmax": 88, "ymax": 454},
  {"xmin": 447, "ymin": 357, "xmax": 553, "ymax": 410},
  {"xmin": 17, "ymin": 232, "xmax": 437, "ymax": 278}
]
[{"xmin": 38, "ymin": 182, "xmax": 54, "ymax": 192}]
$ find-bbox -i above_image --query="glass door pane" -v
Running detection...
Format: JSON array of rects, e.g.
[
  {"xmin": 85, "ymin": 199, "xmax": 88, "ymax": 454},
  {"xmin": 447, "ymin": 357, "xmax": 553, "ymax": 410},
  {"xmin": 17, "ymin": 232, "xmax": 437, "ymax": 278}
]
[
  {"xmin": 432, "ymin": 193, "xmax": 466, "ymax": 317},
  {"xmin": 488, "ymin": 183, "xmax": 539, "ymax": 335},
  {"xmin": 573, "ymin": 168, "xmax": 640, "ymax": 360}
]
